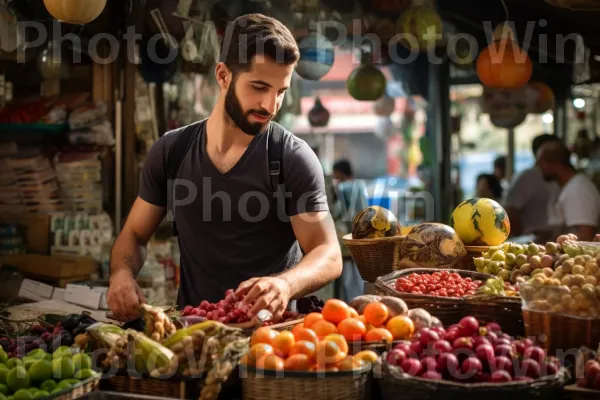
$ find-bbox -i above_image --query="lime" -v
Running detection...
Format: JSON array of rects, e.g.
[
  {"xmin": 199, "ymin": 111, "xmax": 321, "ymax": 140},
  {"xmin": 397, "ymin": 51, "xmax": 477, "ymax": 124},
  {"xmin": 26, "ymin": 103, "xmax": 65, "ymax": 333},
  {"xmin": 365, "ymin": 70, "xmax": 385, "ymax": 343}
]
[
  {"xmin": 73, "ymin": 368, "xmax": 98, "ymax": 381},
  {"xmin": 6, "ymin": 396, "xmax": 13, "ymax": 400},
  {"xmin": 61, "ymin": 379, "xmax": 79, "ymax": 386},
  {"xmin": 32, "ymin": 391, "xmax": 48, "ymax": 400},
  {"xmin": 0, "ymin": 349, "xmax": 8, "ymax": 365},
  {"xmin": 50, "ymin": 388, "xmax": 62, "ymax": 395},
  {"xmin": 51, "ymin": 358, "xmax": 73, "ymax": 380},
  {"xmin": 0, "ymin": 393, "xmax": 5, "ymax": 400},
  {"xmin": 0, "ymin": 368, "xmax": 8, "ymax": 384},
  {"xmin": 38, "ymin": 380, "xmax": 56, "ymax": 393},
  {"xmin": 51, "ymin": 347, "xmax": 73, "ymax": 360},
  {"xmin": 12, "ymin": 389, "xmax": 32, "ymax": 400},
  {"xmin": 55, "ymin": 380, "xmax": 72, "ymax": 391},
  {"xmin": 21, "ymin": 359, "xmax": 35, "ymax": 372},
  {"xmin": 6, "ymin": 367, "xmax": 30, "ymax": 393},
  {"xmin": 0, "ymin": 384, "xmax": 8, "ymax": 395},
  {"xmin": 26, "ymin": 389, "xmax": 37, "ymax": 396},
  {"xmin": 71, "ymin": 354, "xmax": 91, "ymax": 373},
  {"xmin": 5, "ymin": 360, "xmax": 21, "ymax": 370},
  {"xmin": 25, "ymin": 351, "xmax": 45, "ymax": 361},
  {"xmin": 27, "ymin": 361, "xmax": 51, "ymax": 383},
  {"xmin": 0, "ymin": 365, "xmax": 6, "ymax": 370}
]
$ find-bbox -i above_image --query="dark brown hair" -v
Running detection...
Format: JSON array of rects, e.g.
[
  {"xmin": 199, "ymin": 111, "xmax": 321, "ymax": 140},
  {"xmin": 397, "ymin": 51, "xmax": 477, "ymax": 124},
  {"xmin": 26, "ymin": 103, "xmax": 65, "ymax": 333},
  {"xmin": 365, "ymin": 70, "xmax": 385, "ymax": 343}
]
[{"xmin": 219, "ymin": 13, "xmax": 299, "ymax": 76}]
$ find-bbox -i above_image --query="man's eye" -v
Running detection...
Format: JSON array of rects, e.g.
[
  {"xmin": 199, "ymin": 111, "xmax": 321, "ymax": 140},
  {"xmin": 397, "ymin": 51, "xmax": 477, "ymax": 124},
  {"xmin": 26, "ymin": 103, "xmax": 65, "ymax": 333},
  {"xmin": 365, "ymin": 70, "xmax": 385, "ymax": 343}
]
[{"xmin": 253, "ymin": 86, "xmax": 267, "ymax": 92}]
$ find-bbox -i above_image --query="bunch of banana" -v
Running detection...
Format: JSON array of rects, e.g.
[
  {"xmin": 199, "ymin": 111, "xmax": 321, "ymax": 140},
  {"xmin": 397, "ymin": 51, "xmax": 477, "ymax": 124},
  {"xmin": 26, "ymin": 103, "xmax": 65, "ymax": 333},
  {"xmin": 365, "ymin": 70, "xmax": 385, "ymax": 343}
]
[
  {"xmin": 140, "ymin": 304, "xmax": 177, "ymax": 341},
  {"xmin": 86, "ymin": 322, "xmax": 128, "ymax": 370}
]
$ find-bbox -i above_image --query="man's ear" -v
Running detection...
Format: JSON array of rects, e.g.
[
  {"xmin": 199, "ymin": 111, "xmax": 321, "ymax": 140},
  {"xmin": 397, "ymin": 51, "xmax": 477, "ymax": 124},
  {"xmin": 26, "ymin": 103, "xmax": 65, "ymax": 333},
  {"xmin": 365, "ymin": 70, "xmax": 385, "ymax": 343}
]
[{"xmin": 215, "ymin": 62, "xmax": 231, "ymax": 90}]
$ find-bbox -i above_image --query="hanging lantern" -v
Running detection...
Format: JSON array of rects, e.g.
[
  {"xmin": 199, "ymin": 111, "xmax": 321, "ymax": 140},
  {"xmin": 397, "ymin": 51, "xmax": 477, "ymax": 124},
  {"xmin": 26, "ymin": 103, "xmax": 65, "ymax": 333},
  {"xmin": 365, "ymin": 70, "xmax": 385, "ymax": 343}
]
[
  {"xmin": 396, "ymin": 0, "xmax": 443, "ymax": 52},
  {"xmin": 528, "ymin": 82, "xmax": 555, "ymax": 114},
  {"xmin": 489, "ymin": 108, "xmax": 527, "ymax": 129},
  {"xmin": 308, "ymin": 97, "xmax": 330, "ymax": 127},
  {"xmin": 476, "ymin": 22, "xmax": 532, "ymax": 89},
  {"xmin": 373, "ymin": 94, "xmax": 395, "ymax": 116},
  {"xmin": 37, "ymin": 41, "xmax": 63, "ymax": 80},
  {"xmin": 43, "ymin": 0, "xmax": 107, "ymax": 25},
  {"xmin": 295, "ymin": 31, "xmax": 335, "ymax": 81},
  {"xmin": 347, "ymin": 51, "xmax": 387, "ymax": 101}
]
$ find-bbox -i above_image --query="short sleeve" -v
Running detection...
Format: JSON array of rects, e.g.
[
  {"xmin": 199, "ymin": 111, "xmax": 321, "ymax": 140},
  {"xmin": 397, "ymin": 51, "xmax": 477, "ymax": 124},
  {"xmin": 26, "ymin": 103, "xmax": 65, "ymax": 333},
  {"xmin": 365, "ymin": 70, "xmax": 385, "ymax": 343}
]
[
  {"xmin": 563, "ymin": 181, "xmax": 600, "ymax": 227},
  {"xmin": 284, "ymin": 137, "xmax": 329, "ymax": 216},
  {"xmin": 505, "ymin": 170, "xmax": 533, "ymax": 209},
  {"xmin": 138, "ymin": 135, "xmax": 169, "ymax": 207}
]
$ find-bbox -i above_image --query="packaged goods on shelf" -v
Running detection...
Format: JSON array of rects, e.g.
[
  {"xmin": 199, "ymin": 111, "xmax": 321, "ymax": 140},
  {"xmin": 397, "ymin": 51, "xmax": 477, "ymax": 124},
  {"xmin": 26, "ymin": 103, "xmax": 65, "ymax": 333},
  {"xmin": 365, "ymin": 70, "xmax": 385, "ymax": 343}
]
[{"xmin": 53, "ymin": 152, "xmax": 103, "ymax": 214}]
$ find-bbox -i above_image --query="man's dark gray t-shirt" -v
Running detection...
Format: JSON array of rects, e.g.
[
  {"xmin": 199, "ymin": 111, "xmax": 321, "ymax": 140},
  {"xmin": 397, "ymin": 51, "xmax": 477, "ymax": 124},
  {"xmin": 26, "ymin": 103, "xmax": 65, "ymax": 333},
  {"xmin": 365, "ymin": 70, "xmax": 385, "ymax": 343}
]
[{"xmin": 138, "ymin": 120, "xmax": 329, "ymax": 308}]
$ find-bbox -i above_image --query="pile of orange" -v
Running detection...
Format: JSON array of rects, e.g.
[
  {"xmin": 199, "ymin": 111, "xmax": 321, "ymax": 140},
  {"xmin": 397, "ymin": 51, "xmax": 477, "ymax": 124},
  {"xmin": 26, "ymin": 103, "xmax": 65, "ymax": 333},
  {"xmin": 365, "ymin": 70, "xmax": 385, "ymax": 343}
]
[
  {"xmin": 242, "ymin": 323, "xmax": 379, "ymax": 372},
  {"xmin": 313, "ymin": 298, "xmax": 415, "ymax": 343}
]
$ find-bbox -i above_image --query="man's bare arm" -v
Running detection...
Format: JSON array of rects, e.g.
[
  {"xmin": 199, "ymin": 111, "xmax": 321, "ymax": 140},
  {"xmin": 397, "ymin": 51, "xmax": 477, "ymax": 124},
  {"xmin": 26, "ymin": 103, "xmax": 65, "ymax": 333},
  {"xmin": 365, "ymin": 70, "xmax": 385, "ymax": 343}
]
[{"xmin": 570, "ymin": 225, "xmax": 598, "ymax": 242}]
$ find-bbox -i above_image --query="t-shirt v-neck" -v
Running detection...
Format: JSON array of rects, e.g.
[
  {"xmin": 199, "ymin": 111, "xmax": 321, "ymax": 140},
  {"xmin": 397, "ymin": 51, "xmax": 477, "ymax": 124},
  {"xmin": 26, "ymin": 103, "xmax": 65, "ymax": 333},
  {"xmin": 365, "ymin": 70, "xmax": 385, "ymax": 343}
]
[{"xmin": 200, "ymin": 123, "xmax": 261, "ymax": 178}]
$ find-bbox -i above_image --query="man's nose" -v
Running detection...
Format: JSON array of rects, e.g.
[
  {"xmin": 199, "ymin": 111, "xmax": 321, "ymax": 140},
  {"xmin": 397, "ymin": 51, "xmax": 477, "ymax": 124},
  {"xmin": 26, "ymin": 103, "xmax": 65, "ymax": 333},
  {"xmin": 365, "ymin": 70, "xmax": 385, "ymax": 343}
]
[{"xmin": 261, "ymin": 93, "xmax": 278, "ymax": 115}]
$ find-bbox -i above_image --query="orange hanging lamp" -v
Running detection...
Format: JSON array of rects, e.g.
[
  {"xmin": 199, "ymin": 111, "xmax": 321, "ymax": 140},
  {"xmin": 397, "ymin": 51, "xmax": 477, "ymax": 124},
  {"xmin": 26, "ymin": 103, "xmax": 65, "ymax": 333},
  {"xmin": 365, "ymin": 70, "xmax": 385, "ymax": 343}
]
[{"xmin": 43, "ymin": 0, "xmax": 107, "ymax": 25}]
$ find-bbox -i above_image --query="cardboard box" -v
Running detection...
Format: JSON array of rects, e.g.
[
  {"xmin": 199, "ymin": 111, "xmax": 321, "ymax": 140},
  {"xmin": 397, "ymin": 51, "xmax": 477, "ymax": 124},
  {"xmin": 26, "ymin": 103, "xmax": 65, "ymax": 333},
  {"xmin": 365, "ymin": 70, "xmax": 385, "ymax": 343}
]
[
  {"xmin": 64, "ymin": 284, "xmax": 101, "ymax": 310},
  {"xmin": 0, "ymin": 213, "xmax": 51, "ymax": 254},
  {"xmin": 18, "ymin": 278, "xmax": 54, "ymax": 301},
  {"xmin": 52, "ymin": 287, "xmax": 66, "ymax": 301},
  {"xmin": 0, "ymin": 254, "xmax": 98, "ymax": 280}
]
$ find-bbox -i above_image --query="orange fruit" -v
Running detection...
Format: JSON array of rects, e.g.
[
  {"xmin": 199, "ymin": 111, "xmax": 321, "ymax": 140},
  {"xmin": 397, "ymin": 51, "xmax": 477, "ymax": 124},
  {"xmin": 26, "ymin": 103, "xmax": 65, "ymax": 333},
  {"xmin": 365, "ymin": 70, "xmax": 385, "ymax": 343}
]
[
  {"xmin": 271, "ymin": 331, "xmax": 295, "ymax": 357},
  {"xmin": 310, "ymin": 364, "xmax": 339, "ymax": 372},
  {"xmin": 248, "ymin": 343, "xmax": 274, "ymax": 364},
  {"xmin": 363, "ymin": 302, "xmax": 389, "ymax": 326},
  {"xmin": 289, "ymin": 340, "xmax": 316, "ymax": 361},
  {"xmin": 315, "ymin": 340, "xmax": 344, "ymax": 366},
  {"xmin": 312, "ymin": 320, "xmax": 337, "ymax": 339},
  {"xmin": 284, "ymin": 354, "xmax": 311, "ymax": 371},
  {"xmin": 337, "ymin": 355, "xmax": 365, "ymax": 371},
  {"xmin": 386, "ymin": 315, "xmax": 415, "ymax": 340},
  {"xmin": 303, "ymin": 312, "xmax": 324, "ymax": 329},
  {"xmin": 256, "ymin": 354, "xmax": 284, "ymax": 371},
  {"xmin": 337, "ymin": 318, "xmax": 367, "ymax": 342},
  {"xmin": 358, "ymin": 315, "xmax": 367, "ymax": 324},
  {"xmin": 321, "ymin": 299, "xmax": 351, "ymax": 324},
  {"xmin": 292, "ymin": 322, "xmax": 305, "ymax": 337},
  {"xmin": 353, "ymin": 350, "xmax": 379, "ymax": 364},
  {"xmin": 250, "ymin": 327, "xmax": 278, "ymax": 346},
  {"xmin": 293, "ymin": 327, "xmax": 319, "ymax": 345},
  {"xmin": 365, "ymin": 323, "xmax": 377, "ymax": 333},
  {"xmin": 364, "ymin": 328, "xmax": 393, "ymax": 343},
  {"xmin": 348, "ymin": 307, "xmax": 359, "ymax": 319},
  {"xmin": 324, "ymin": 333, "xmax": 349, "ymax": 354}
]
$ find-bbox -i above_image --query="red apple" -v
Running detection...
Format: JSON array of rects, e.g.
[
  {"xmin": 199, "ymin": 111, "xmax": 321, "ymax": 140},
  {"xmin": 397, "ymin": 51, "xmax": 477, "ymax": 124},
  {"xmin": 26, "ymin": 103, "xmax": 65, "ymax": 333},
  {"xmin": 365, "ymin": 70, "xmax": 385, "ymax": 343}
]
[
  {"xmin": 513, "ymin": 341, "xmax": 525, "ymax": 356},
  {"xmin": 461, "ymin": 356, "xmax": 483, "ymax": 378},
  {"xmin": 432, "ymin": 326, "xmax": 446, "ymax": 337},
  {"xmin": 419, "ymin": 328, "xmax": 440, "ymax": 347},
  {"xmin": 420, "ymin": 370, "xmax": 442, "ymax": 380},
  {"xmin": 409, "ymin": 341, "xmax": 424, "ymax": 358},
  {"xmin": 387, "ymin": 349, "xmax": 407, "ymax": 367},
  {"xmin": 492, "ymin": 356, "xmax": 513, "ymax": 374},
  {"xmin": 491, "ymin": 370, "xmax": 512, "ymax": 382},
  {"xmin": 472, "ymin": 336, "xmax": 491, "ymax": 349},
  {"xmin": 476, "ymin": 344, "xmax": 495, "ymax": 364},
  {"xmin": 459, "ymin": 316, "xmax": 479, "ymax": 337},
  {"xmin": 421, "ymin": 356, "xmax": 438, "ymax": 372},
  {"xmin": 437, "ymin": 353, "xmax": 459, "ymax": 376},
  {"xmin": 394, "ymin": 341, "xmax": 411, "ymax": 354},
  {"xmin": 402, "ymin": 358, "xmax": 423, "ymax": 376},
  {"xmin": 453, "ymin": 337, "xmax": 474, "ymax": 351},
  {"xmin": 444, "ymin": 328, "xmax": 461, "ymax": 343},
  {"xmin": 524, "ymin": 346, "xmax": 546, "ymax": 364},
  {"xmin": 448, "ymin": 324, "xmax": 462, "ymax": 331}
]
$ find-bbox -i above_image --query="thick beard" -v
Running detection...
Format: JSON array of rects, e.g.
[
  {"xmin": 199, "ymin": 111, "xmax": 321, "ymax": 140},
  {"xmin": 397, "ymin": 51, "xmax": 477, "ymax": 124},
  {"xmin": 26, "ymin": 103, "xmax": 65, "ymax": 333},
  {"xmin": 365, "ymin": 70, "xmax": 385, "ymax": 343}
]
[{"xmin": 224, "ymin": 81, "xmax": 271, "ymax": 136}]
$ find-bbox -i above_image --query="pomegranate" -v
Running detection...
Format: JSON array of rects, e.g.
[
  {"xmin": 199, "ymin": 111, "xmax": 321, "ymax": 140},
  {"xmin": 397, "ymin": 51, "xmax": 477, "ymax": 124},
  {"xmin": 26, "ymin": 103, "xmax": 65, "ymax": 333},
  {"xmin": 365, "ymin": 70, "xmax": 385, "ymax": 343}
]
[
  {"xmin": 444, "ymin": 328, "xmax": 461, "ymax": 343},
  {"xmin": 453, "ymin": 337, "xmax": 474, "ymax": 352},
  {"xmin": 387, "ymin": 349, "xmax": 408, "ymax": 366},
  {"xmin": 394, "ymin": 341, "xmax": 412, "ymax": 353},
  {"xmin": 472, "ymin": 336, "xmax": 491, "ymax": 348},
  {"xmin": 461, "ymin": 356, "xmax": 483, "ymax": 378},
  {"xmin": 520, "ymin": 359, "xmax": 541, "ymax": 379},
  {"xmin": 491, "ymin": 370, "xmax": 512, "ymax": 382},
  {"xmin": 459, "ymin": 316, "xmax": 479, "ymax": 337},
  {"xmin": 402, "ymin": 358, "xmax": 423, "ymax": 376},
  {"xmin": 421, "ymin": 356, "xmax": 438, "ymax": 372},
  {"xmin": 494, "ymin": 344, "xmax": 514, "ymax": 359},
  {"xmin": 524, "ymin": 346, "xmax": 546, "ymax": 364},
  {"xmin": 513, "ymin": 341, "xmax": 525, "ymax": 356},
  {"xmin": 492, "ymin": 356, "xmax": 513, "ymax": 374},
  {"xmin": 419, "ymin": 328, "xmax": 440, "ymax": 347},
  {"xmin": 433, "ymin": 340, "xmax": 452, "ymax": 355},
  {"xmin": 421, "ymin": 370, "xmax": 442, "ymax": 380},
  {"xmin": 437, "ymin": 353, "xmax": 459, "ymax": 376},
  {"xmin": 475, "ymin": 344, "xmax": 495, "ymax": 365},
  {"xmin": 409, "ymin": 342, "xmax": 424, "ymax": 358}
]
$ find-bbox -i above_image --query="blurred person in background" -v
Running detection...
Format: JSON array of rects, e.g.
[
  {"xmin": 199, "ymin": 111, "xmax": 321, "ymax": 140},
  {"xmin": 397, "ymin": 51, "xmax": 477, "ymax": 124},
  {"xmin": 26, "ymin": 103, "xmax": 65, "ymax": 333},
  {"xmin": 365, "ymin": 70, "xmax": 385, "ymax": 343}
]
[
  {"xmin": 475, "ymin": 174, "xmax": 503, "ymax": 201},
  {"xmin": 332, "ymin": 159, "xmax": 368, "ymax": 302},
  {"xmin": 493, "ymin": 155, "xmax": 509, "ymax": 194},
  {"xmin": 536, "ymin": 139, "xmax": 600, "ymax": 242},
  {"xmin": 505, "ymin": 134, "xmax": 561, "ymax": 240}
]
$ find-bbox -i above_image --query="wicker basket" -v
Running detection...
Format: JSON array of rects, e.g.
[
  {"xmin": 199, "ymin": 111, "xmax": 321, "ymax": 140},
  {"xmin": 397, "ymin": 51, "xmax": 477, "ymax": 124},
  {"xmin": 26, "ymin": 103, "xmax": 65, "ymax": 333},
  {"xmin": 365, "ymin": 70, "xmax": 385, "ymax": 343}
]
[
  {"xmin": 241, "ymin": 364, "xmax": 372, "ymax": 400},
  {"xmin": 374, "ymin": 268, "xmax": 524, "ymax": 334},
  {"xmin": 377, "ymin": 355, "xmax": 568, "ymax": 400},
  {"xmin": 99, "ymin": 375, "xmax": 197, "ymax": 399},
  {"xmin": 53, "ymin": 377, "xmax": 100, "ymax": 400},
  {"xmin": 545, "ymin": 0, "xmax": 600, "ymax": 10},
  {"xmin": 455, "ymin": 245, "xmax": 490, "ymax": 271},
  {"xmin": 523, "ymin": 308, "xmax": 600, "ymax": 355},
  {"xmin": 563, "ymin": 384, "xmax": 600, "ymax": 400},
  {"xmin": 342, "ymin": 234, "xmax": 405, "ymax": 282}
]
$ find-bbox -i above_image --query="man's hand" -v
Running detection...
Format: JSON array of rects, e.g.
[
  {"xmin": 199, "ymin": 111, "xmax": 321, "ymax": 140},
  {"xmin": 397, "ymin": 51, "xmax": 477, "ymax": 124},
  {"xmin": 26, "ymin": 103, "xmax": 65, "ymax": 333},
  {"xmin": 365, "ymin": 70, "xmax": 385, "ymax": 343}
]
[
  {"xmin": 106, "ymin": 269, "xmax": 147, "ymax": 321},
  {"xmin": 235, "ymin": 276, "xmax": 291, "ymax": 321}
]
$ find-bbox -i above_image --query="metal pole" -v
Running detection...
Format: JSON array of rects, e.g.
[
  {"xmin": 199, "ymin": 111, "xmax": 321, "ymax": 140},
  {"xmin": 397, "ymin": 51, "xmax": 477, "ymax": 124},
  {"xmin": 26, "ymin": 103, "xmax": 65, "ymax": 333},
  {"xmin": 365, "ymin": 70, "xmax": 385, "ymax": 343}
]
[
  {"xmin": 553, "ymin": 88, "xmax": 568, "ymax": 141},
  {"xmin": 507, "ymin": 128, "xmax": 515, "ymax": 181},
  {"xmin": 427, "ymin": 58, "xmax": 451, "ymax": 223}
]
